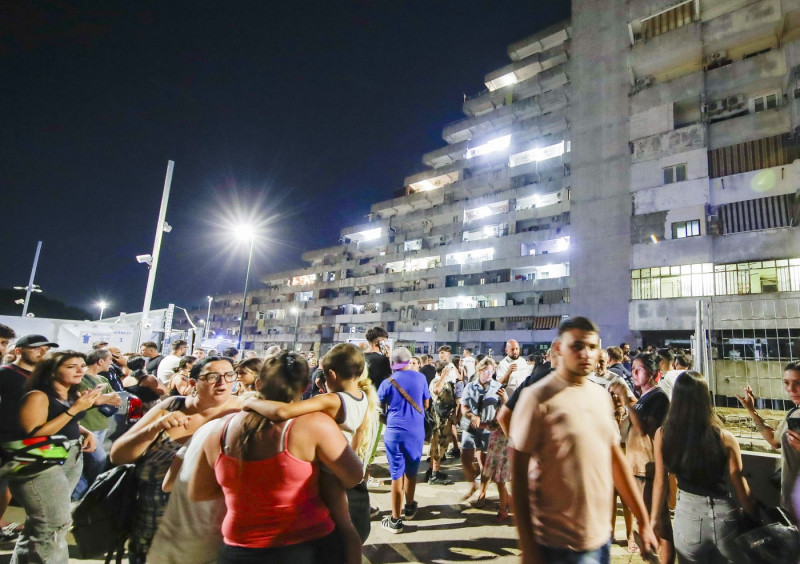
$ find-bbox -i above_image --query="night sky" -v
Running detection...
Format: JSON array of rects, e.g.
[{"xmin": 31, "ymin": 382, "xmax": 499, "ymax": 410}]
[{"xmin": 1, "ymin": 1, "xmax": 570, "ymax": 318}]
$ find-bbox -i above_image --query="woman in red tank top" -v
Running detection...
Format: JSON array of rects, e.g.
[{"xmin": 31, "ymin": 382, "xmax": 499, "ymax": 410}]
[{"xmin": 190, "ymin": 352, "xmax": 363, "ymax": 564}]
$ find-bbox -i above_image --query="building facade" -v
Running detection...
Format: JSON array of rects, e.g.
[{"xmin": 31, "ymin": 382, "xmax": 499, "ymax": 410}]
[{"xmin": 193, "ymin": 0, "xmax": 800, "ymax": 389}]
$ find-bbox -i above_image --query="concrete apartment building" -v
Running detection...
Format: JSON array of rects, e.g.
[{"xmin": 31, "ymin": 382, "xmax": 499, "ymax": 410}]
[{"xmin": 193, "ymin": 0, "xmax": 800, "ymax": 392}]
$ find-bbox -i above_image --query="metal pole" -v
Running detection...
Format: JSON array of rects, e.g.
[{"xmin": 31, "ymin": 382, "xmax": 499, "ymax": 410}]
[
  {"xmin": 21, "ymin": 241, "xmax": 42, "ymax": 317},
  {"xmin": 205, "ymin": 296, "xmax": 213, "ymax": 343},
  {"xmin": 293, "ymin": 309, "xmax": 299, "ymax": 350},
  {"xmin": 236, "ymin": 238, "xmax": 255, "ymax": 350},
  {"xmin": 141, "ymin": 160, "xmax": 175, "ymax": 336},
  {"xmin": 99, "ymin": 305, "xmax": 106, "ymax": 320}
]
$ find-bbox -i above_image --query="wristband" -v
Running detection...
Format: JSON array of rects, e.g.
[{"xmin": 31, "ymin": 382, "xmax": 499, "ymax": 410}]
[{"xmin": 65, "ymin": 410, "xmax": 77, "ymax": 418}]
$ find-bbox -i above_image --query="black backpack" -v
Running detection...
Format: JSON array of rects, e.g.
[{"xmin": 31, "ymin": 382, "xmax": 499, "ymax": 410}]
[{"xmin": 71, "ymin": 463, "xmax": 137, "ymax": 564}]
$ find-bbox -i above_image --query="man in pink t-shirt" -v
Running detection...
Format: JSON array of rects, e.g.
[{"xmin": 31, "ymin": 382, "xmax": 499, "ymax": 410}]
[{"xmin": 509, "ymin": 317, "xmax": 658, "ymax": 563}]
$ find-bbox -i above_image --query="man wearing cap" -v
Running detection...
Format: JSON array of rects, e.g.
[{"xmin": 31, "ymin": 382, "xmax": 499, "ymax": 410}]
[
  {"xmin": 0, "ymin": 334, "xmax": 57, "ymax": 541},
  {"xmin": 377, "ymin": 347, "xmax": 430, "ymax": 534}
]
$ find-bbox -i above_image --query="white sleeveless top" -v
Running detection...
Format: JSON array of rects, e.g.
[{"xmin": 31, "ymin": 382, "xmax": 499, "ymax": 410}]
[{"xmin": 337, "ymin": 390, "xmax": 368, "ymax": 443}]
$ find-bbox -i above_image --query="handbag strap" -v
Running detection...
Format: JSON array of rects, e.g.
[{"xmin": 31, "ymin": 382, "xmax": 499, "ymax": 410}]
[{"xmin": 389, "ymin": 377, "xmax": 423, "ymax": 414}]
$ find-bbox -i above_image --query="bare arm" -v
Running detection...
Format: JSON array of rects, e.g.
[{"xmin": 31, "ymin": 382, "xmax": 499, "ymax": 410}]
[
  {"xmin": 650, "ymin": 429, "xmax": 668, "ymax": 528},
  {"xmin": 611, "ymin": 443, "xmax": 658, "ymax": 554},
  {"xmin": 510, "ymin": 448, "xmax": 544, "ymax": 563},
  {"xmin": 188, "ymin": 429, "xmax": 223, "ymax": 501},
  {"xmin": 162, "ymin": 454, "xmax": 183, "ymax": 493},
  {"xmin": 19, "ymin": 388, "xmax": 103, "ymax": 437},
  {"xmin": 110, "ymin": 398, "xmax": 184, "ymax": 464},
  {"xmin": 736, "ymin": 386, "xmax": 780, "ymax": 449},
  {"xmin": 308, "ymin": 414, "xmax": 364, "ymax": 489},
  {"xmin": 497, "ymin": 405, "xmax": 512, "ymax": 436},
  {"xmin": 243, "ymin": 394, "xmax": 341, "ymax": 422},
  {"xmin": 722, "ymin": 430, "xmax": 756, "ymax": 518}
]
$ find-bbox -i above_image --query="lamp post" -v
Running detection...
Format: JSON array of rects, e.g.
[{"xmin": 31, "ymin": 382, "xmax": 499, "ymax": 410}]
[
  {"xmin": 205, "ymin": 296, "xmax": 213, "ymax": 343},
  {"xmin": 235, "ymin": 227, "xmax": 255, "ymax": 351},
  {"xmin": 97, "ymin": 301, "xmax": 108, "ymax": 321},
  {"xmin": 290, "ymin": 306, "xmax": 299, "ymax": 351}
]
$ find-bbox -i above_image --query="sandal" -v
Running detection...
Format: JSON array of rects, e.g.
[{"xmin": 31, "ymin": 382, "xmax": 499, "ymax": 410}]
[
  {"xmin": 496, "ymin": 510, "xmax": 509, "ymax": 521},
  {"xmin": 627, "ymin": 538, "xmax": 639, "ymax": 553},
  {"xmin": 461, "ymin": 482, "xmax": 478, "ymax": 501},
  {"xmin": 473, "ymin": 496, "xmax": 486, "ymax": 508}
]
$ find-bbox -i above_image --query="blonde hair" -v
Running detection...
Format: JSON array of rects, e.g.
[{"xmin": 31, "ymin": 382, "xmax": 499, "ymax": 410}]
[{"xmin": 355, "ymin": 364, "xmax": 379, "ymax": 460}]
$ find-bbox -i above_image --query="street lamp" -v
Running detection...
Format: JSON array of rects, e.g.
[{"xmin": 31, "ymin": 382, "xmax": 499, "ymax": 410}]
[
  {"xmin": 97, "ymin": 301, "xmax": 108, "ymax": 321},
  {"xmin": 205, "ymin": 296, "xmax": 213, "ymax": 343},
  {"xmin": 234, "ymin": 226, "xmax": 256, "ymax": 351},
  {"xmin": 290, "ymin": 306, "xmax": 299, "ymax": 351}
]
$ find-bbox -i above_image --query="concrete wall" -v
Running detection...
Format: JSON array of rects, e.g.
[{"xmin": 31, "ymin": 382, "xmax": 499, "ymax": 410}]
[
  {"xmin": 631, "ymin": 149, "xmax": 708, "ymax": 191},
  {"xmin": 569, "ymin": 0, "xmax": 634, "ymax": 342}
]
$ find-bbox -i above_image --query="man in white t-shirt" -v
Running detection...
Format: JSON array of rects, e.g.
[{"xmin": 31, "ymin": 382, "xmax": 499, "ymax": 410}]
[
  {"xmin": 156, "ymin": 339, "xmax": 188, "ymax": 385},
  {"xmin": 496, "ymin": 339, "xmax": 532, "ymax": 396},
  {"xmin": 461, "ymin": 348, "xmax": 476, "ymax": 380},
  {"xmin": 509, "ymin": 317, "xmax": 658, "ymax": 562}
]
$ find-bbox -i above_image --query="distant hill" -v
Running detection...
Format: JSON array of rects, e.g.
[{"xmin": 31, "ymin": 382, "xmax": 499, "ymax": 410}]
[{"xmin": 0, "ymin": 289, "xmax": 92, "ymax": 320}]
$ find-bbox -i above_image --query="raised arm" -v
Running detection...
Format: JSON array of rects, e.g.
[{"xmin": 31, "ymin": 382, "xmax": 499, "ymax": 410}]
[
  {"xmin": 736, "ymin": 385, "xmax": 780, "ymax": 449},
  {"xmin": 110, "ymin": 397, "xmax": 187, "ymax": 464}
]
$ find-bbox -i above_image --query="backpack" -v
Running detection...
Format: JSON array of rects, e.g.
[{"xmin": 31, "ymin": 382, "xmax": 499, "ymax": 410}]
[{"xmin": 71, "ymin": 463, "xmax": 137, "ymax": 564}]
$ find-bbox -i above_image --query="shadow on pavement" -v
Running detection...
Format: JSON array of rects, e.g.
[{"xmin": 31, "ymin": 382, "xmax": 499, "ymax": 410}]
[{"xmin": 364, "ymin": 536, "xmax": 519, "ymax": 563}]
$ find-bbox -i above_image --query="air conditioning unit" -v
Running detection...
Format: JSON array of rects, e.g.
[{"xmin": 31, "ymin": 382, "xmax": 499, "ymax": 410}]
[
  {"xmin": 703, "ymin": 50, "xmax": 728, "ymax": 67},
  {"xmin": 726, "ymin": 94, "xmax": 746, "ymax": 111},
  {"xmin": 707, "ymin": 215, "xmax": 722, "ymax": 235},
  {"xmin": 703, "ymin": 100, "xmax": 726, "ymax": 115},
  {"xmin": 634, "ymin": 76, "xmax": 654, "ymax": 89}
]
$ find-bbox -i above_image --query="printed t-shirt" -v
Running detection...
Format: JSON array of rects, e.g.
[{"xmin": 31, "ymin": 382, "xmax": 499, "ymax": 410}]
[
  {"xmin": 509, "ymin": 373, "xmax": 619, "ymax": 552},
  {"xmin": 79, "ymin": 373, "xmax": 114, "ymax": 432}
]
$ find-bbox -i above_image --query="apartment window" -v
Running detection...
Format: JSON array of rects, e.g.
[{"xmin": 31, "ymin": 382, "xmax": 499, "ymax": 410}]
[
  {"xmin": 718, "ymin": 194, "xmax": 795, "ymax": 234},
  {"xmin": 708, "ymin": 133, "xmax": 800, "ymax": 178},
  {"xmin": 480, "ymin": 278, "xmax": 486, "ymax": 285},
  {"xmin": 457, "ymin": 280, "xmax": 465, "ymax": 287},
  {"xmin": 672, "ymin": 220, "xmax": 700, "ymax": 239},
  {"xmin": 631, "ymin": 258, "xmax": 800, "ymax": 299},
  {"xmin": 662, "ymin": 163, "xmax": 687, "ymax": 184},
  {"xmin": 751, "ymin": 92, "xmax": 779, "ymax": 113}
]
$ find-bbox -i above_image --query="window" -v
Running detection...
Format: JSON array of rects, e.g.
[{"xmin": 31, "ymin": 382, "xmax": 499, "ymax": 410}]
[
  {"xmin": 480, "ymin": 278, "xmax": 486, "ymax": 285},
  {"xmin": 751, "ymin": 92, "xmax": 779, "ymax": 113},
  {"xmin": 672, "ymin": 220, "xmax": 701, "ymax": 239},
  {"xmin": 663, "ymin": 163, "xmax": 687, "ymax": 184}
]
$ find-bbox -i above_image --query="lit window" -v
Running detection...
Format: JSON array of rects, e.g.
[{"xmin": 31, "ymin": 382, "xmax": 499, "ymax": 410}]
[
  {"xmin": 464, "ymin": 135, "xmax": 512, "ymax": 159},
  {"xmin": 457, "ymin": 280, "xmax": 465, "ymax": 287},
  {"xmin": 663, "ymin": 163, "xmax": 687, "ymax": 184},
  {"xmin": 672, "ymin": 220, "xmax": 701, "ymax": 239},
  {"xmin": 509, "ymin": 141, "xmax": 566, "ymax": 167},
  {"xmin": 751, "ymin": 92, "xmax": 779, "ymax": 113}
]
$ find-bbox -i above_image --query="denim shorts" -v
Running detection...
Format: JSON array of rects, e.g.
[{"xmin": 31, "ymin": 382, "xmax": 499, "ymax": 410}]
[
  {"xmin": 461, "ymin": 425, "xmax": 490, "ymax": 451},
  {"xmin": 539, "ymin": 539, "xmax": 610, "ymax": 564}
]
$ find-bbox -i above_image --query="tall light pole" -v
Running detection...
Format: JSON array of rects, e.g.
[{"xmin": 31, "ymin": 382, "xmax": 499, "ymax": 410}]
[
  {"xmin": 205, "ymin": 296, "xmax": 213, "ymax": 342},
  {"xmin": 21, "ymin": 241, "xmax": 43, "ymax": 318},
  {"xmin": 291, "ymin": 306, "xmax": 299, "ymax": 351},
  {"xmin": 235, "ymin": 226, "xmax": 255, "ymax": 351},
  {"xmin": 97, "ymin": 301, "xmax": 108, "ymax": 321}
]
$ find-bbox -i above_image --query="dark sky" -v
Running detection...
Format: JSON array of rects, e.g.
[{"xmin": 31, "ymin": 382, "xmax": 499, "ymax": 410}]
[{"xmin": 1, "ymin": 1, "xmax": 570, "ymax": 318}]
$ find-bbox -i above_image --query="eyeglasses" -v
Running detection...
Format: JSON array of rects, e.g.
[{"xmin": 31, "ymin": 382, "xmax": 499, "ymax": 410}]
[{"xmin": 197, "ymin": 371, "xmax": 238, "ymax": 383}]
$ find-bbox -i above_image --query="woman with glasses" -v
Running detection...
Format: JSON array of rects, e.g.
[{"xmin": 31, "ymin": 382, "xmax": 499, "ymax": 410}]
[
  {"xmin": 110, "ymin": 356, "xmax": 240, "ymax": 563},
  {"xmin": 9, "ymin": 351, "xmax": 102, "ymax": 563}
]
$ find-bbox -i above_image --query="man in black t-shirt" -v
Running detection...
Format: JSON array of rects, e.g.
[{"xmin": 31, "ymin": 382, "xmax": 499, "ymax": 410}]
[
  {"xmin": 419, "ymin": 354, "xmax": 437, "ymax": 386},
  {"xmin": 139, "ymin": 341, "xmax": 163, "ymax": 375},
  {"xmin": 364, "ymin": 326, "xmax": 391, "ymax": 389}
]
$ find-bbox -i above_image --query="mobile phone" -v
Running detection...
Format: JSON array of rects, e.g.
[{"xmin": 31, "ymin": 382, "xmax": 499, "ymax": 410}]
[{"xmin": 787, "ymin": 418, "xmax": 800, "ymax": 432}]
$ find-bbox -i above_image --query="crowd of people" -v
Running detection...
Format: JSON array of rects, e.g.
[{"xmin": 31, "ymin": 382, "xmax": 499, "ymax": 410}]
[{"xmin": 0, "ymin": 318, "xmax": 799, "ymax": 563}]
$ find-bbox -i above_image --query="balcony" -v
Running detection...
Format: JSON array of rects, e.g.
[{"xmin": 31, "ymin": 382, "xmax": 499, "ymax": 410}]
[
  {"xmin": 702, "ymin": 0, "xmax": 783, "ymax": 56},
  {"xmin": 508, "ymin": 23, "xmax": 570, "ymax": 61},
  {"xmin": 629, "ymin": 22, "xmax": 702, "ymax": 81},
  {"xmin": 484, "ymin": 43, "xmax": 569, "ymax": 91},
  {"xmin": 708, "ymin": 106, "xmax": 790, "ymax": 149},
  {"xmin": 631, "ymin": 123, "xmax": 707, "ymax": 164},
  {"xmin": 705, "ymin": 49, "xmax": 787, "ymax": 100}
]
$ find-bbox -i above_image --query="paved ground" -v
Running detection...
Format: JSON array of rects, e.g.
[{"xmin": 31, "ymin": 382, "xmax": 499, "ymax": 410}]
[{"xmin": 1, "ymin": 443, "xmax": 652, "ymax": 563}]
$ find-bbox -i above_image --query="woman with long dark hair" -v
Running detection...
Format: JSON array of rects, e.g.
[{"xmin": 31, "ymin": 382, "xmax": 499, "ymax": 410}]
[
  {"xmin": 9, "ymin": 350, "xmax": 102, "ymax": 563},
  {"xmin": 190, "ymin": 352, "xmax": 364, "ymax": 563},
  {"xmin": 653, "ymin": 371, "xmax": 755, "ymax": 562}
]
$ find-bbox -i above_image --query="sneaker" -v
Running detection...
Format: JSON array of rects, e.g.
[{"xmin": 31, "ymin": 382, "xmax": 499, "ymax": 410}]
[
  {"xmin": 381, "ymin": 515, "xmax": 403, "ymax": 534},
  {"xmin": 428, "ymin": 472, "xmax": 454, "ymax": 486},
  {"xmin": 446, "ymin": 447, "xmax": 461, "ymax": 458},
  {"xmin": 403, "ymin": 501, "xmax": 418, "ymax": 520},
  {"xmin": 370, "ymin": 506, "xmax": 381, "ymax": 519},
  {"xmin": 423, "ymin": 467, "xmax": 432, "ymax": 482}
]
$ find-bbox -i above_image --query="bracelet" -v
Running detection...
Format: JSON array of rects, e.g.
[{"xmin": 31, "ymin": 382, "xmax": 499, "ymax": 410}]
[{"xmin": 65, "ymin": 410, "xmax": 77, "ymax": 418}]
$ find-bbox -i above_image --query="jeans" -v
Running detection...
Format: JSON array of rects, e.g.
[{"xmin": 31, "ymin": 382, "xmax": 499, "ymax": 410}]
[
  {"xmin": 218, "ymin": 530, "xmax": 344, "ymax": 564},
  {"xmin": 673, "ymin": 490, "xmax": 740, "ymax": 563},
  {"xmin": 8, "ymin": 446, "xmax": 82, "ymax": 564},
  {"xmin": 539, "ymin": 540, "xmax": 610, "ymax": 564},
  {"xmin": 72, "ymin": 429, "xmax": 108, "ymax": 501}
]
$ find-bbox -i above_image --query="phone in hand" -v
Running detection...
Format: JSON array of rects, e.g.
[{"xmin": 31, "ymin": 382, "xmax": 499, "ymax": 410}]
[{"xmin": 787, "ymin": 417, "xmax": 800, "ymax": 432}]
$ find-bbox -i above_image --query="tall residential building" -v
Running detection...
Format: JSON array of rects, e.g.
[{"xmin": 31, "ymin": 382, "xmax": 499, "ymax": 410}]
[{"xmin": 192, "ymin": 0, "xmax": 800, "ymax": 394}]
